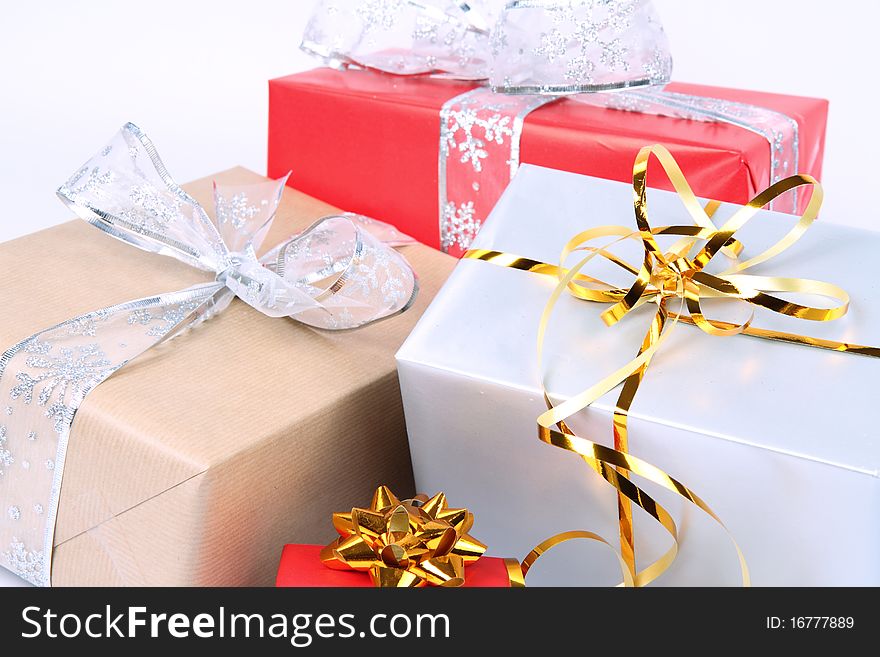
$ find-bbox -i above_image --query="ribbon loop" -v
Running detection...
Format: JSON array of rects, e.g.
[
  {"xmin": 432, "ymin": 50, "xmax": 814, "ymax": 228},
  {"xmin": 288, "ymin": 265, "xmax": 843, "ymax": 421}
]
[
  {"xmin": 490, "ymin": 0, "xmax": 672, "ymax": 94},
  {"xmin": 301, "ymin": 0, "xmax": 672, "ymax": 92},
  {"xmin": 301, "ymin": 0, "xmax": 494, "ymax": 79},
  {"xmin": 213, "ymin": 175, "xmax": 289, "ymax": 254},
  {"xmin": 57, "ymin": 122, "xmax": 228, "ymax": 273},
  {"xmin": 268, "ymin": 215, "xmax": 419, "ymax": 328}
]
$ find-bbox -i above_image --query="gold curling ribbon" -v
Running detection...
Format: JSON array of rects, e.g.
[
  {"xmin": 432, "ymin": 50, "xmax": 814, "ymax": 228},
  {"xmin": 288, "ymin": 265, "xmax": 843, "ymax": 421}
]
[
  {"xmin": 465, "ymin": 144, "xmax": 880, "ymax": 587},
  {"xmin": 320, "ymin": 486, "xmax": 488, "ymax": 587}
]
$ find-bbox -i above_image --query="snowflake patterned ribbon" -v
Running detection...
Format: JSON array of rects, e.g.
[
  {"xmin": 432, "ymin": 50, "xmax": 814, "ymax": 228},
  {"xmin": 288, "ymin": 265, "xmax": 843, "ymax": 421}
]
[
  {"xmin": 437, "ymin": 85, "xmax": 800, "ymax": 256},
  {"xmin": 0, "ymin": 122, "xmax": 418, "ymax": 586},
  {"xmin": 303, "ymin": 1, "xmax": 800, "ymax": 258},
  {"xmin": 302, "ymin": 0, "xmax": 673, "ymax": 93}
]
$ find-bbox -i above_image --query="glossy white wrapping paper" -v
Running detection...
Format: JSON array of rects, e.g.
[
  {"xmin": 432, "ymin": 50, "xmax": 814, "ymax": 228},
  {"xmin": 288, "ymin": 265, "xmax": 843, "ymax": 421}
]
[{"xmin": 397, "ymin": 164, "xmax": 879, "ymax": 586}]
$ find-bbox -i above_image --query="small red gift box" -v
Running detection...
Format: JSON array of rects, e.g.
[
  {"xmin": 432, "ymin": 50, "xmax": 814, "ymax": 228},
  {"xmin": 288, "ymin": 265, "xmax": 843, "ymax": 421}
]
[
  {"xmin": 276, "ymin": 544, "xmax": 514, "ymax": 587},
  {"xmin": 268, "ymin": 68, "xmax": 828, "ymax": 256}
]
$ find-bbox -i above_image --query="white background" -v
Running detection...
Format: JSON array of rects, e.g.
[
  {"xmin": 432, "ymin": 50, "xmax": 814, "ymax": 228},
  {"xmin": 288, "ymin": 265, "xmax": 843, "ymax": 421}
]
[
  {"xmin": 1, "ymin": 0, "xmax": 879, "ymax": 244},
  {"xmin": 0, "ymin": 1, "xmax": 876, "ymax": 586}
]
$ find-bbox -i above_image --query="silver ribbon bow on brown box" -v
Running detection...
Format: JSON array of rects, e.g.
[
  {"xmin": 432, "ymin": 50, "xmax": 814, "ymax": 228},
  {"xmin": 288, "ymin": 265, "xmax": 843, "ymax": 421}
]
[{"xmin": 0, "ymin": 123, "xmax": 418, "ymax": 585}]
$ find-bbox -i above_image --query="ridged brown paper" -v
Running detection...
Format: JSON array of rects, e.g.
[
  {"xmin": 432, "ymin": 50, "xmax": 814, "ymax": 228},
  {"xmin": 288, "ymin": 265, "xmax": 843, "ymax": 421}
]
[{"xmin": 0, "ymin": 168, "xmax": 454, "ymax": 585}]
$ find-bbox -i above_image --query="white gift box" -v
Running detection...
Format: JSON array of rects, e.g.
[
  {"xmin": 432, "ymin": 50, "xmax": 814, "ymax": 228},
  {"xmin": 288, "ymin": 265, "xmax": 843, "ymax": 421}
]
[{"xmin": 396, "ymin": 164, "xmax": 879, "ymax": 586}]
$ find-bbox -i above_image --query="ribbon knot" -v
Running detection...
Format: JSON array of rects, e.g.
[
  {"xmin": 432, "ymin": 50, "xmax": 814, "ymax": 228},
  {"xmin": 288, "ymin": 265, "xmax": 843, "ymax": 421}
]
[
  {"xmin": 553, "ymin": 144, "xmax": 848, "ymax": 344},
  {"xmin": 214, "ymin": 253, "xmax": 257, "ymax": 287},
  {"xmin": 0, "ymin": 123, "xmax": 420, "ymax": 586}
]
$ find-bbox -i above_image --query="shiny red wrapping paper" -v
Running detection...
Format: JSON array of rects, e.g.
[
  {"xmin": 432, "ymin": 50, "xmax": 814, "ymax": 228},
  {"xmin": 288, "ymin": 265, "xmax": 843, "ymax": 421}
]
[
  {"xmin": 276, "ymin": 544, "xmax": 512, "ymax": 587},
  {"xmin": 268, "ymin": 68, "xmax": 827, "ymax": 252}
]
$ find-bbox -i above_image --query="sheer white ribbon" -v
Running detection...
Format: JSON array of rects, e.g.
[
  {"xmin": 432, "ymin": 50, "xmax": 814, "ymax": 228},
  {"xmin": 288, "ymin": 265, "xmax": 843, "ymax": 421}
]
[
  {"xmin": 301, "ymin": 1, "xmax": 800, "ymax": 253},
  {"xmin": 0, "ymin": 123, "xmax": 417, "ymax": 585},
  {"xmin": 301, "ymin": 0, "xmax": 673, "ymax": 93}
]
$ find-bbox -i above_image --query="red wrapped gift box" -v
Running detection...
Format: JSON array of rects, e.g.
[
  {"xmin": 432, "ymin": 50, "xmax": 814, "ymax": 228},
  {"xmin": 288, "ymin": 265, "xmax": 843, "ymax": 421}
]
[
  {"xmin": 268, "ymin": 68, "xmax": 827, "ymax": 255},
  {"xmin": 276, "ymin": 544, "xmax": 514, "ymax": 587}
]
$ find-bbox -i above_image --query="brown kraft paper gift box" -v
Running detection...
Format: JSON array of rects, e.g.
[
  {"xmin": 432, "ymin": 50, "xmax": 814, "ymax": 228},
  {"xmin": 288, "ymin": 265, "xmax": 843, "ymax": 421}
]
[{"xmin": 0, "ymin": 167, "xmax": 454, "ymax": 586}]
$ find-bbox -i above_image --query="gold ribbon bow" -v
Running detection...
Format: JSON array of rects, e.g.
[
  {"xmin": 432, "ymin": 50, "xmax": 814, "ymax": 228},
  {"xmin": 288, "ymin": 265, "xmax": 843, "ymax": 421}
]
[
  {"xmin": 465, "ymin": 145, "xmax": 880, "ymax": 587},
  {"xmin": 320, "ymin": 486, "xmax": 488, "ymax": 587}
]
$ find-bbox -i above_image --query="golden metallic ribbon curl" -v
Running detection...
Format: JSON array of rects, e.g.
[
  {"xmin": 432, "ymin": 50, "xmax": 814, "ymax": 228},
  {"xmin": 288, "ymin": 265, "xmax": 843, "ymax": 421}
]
[
  {"xmin": 320, "ymin": 486, "xmax": 488, "ymax": 587},
  {"xmin": 465, "ymin": 144, "xmax": 880, "ymax": 587}
]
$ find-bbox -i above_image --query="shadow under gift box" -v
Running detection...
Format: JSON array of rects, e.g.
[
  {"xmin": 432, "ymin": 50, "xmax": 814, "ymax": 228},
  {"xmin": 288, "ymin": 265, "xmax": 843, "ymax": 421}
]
[
  {"xmin": 396, "ymin": 164, "xmax": 879, "ymax": 586},
  {"xmin": 0, "ymin": 168, "xmax": 455, "ymax": 586},
  {"xmin": 268, "ymin": 68, "xmax": 828, "ymax": 253}
]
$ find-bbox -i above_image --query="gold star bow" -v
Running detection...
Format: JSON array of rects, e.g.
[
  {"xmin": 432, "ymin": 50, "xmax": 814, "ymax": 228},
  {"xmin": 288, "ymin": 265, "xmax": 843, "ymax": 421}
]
[{"xmin": 320, "ymin": 486, "xmax": 487, "ymax": 587}]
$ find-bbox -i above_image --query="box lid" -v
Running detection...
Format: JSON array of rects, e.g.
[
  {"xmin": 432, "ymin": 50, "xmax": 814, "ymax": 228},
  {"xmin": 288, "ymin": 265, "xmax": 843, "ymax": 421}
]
[{"xmin": 397, "ymin": 164, "xmax": 879, "ymax": 476}]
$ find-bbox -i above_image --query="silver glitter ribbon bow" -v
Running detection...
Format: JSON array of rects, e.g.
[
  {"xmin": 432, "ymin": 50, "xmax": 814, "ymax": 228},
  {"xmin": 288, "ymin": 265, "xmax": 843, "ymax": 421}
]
[
  {"xmin": 0, "ymin": 123, "xmax": 417, "ymax": 585},
  {"xmin": 302, "ymin": 0, "xmax": 800, "ymax": 255}
]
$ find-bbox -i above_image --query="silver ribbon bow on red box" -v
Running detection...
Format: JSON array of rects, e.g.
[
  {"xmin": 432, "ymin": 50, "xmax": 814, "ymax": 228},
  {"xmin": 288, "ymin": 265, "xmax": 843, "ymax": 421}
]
[{"xmin": 301, "ymin": 0, "xmax": 801, "ymax": 255}]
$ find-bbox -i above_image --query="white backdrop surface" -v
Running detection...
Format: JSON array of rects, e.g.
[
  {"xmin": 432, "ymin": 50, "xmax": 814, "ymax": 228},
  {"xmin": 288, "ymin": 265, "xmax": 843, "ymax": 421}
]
[
  {"xmin": 0, "ymin": 0, "xmax": 876, "ymax": 586},
  {"xmin": 1, "ymin": 0, "xmax": 879, "ymax": 244}
]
